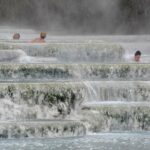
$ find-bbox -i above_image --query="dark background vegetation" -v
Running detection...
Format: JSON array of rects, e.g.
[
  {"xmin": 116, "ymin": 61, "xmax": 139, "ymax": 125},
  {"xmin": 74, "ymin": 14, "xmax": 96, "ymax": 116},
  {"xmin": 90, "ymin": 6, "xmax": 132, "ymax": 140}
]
[{"xmin": 0, "ymin": 0, "xmax": 150, "ymax": 34}]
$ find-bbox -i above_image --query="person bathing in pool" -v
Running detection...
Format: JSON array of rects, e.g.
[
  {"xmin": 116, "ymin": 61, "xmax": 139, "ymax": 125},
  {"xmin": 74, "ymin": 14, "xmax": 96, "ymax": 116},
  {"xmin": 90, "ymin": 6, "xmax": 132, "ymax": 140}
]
[
  {"xmin": 134, "ymin": 50, "xmax": 142, "ymax": 62},
  {"xmin": 31, "ymin": 32, "xmax": 46, "ymax": 43},
  {"xmin": 13, "ymin": 33, "xmax": 20, "ymax": 40}
]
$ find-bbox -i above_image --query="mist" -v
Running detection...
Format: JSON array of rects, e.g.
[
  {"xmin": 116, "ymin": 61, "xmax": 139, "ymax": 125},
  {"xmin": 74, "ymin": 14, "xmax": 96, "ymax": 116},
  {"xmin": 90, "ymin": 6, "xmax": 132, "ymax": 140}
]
[{"xmin": 0, "ymin": 0, "xmax": 150, "ymax": 34}]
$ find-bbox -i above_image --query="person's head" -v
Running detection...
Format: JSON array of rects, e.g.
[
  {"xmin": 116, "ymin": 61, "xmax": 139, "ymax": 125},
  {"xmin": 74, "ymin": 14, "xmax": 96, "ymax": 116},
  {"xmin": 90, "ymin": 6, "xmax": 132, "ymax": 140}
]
[
  {"xmin": 134, "ymin": 50, "xmax": 141, "ymax": 62},
  {"xmin": 40, "ymin": 32, "xmax": 46, "ymax": 39},
  {"xmin": 13, "ymin": 33, "xmax": 20, "ymax": 40}
]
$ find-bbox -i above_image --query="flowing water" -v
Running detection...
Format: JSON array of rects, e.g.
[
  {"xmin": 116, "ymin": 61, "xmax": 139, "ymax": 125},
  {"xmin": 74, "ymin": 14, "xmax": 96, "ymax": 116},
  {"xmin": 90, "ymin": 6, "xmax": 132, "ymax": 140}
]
[
  {"xmin": 0, "ymin": 27, "xmax": 150, "ymax": 149},
  {"xmin": 0, "ymin": 133, "xmax": 150, "ymax": 150}
]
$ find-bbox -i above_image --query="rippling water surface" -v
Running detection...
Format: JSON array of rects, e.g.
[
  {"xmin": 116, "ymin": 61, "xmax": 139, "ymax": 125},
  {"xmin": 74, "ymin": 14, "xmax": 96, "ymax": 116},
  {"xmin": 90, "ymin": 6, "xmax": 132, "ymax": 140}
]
[{"xmin": 0, "ymin": 133, "xmax": 150, "ymax": 150}]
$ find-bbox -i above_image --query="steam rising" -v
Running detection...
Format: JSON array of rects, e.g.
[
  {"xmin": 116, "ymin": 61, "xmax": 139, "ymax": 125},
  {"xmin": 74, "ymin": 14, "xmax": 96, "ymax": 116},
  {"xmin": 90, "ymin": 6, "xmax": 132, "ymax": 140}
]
[{"xmin": 0, "ymin": 0, "xmax": 150, "ymax": 34}]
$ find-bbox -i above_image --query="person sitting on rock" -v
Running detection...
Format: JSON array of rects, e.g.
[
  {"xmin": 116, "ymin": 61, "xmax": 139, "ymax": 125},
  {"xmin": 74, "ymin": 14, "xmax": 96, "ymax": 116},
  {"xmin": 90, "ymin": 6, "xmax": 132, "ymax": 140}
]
[
  {"xmin": 13, "ymin": 33, "xmax": 20, "ymax": 40},
  {"xmin": 134, "ymin": 50, "xmax": 141, "ymax": 62},
  {"xmin": 31, "ymin": 32, "xmax": 46, "ymax": 43}
]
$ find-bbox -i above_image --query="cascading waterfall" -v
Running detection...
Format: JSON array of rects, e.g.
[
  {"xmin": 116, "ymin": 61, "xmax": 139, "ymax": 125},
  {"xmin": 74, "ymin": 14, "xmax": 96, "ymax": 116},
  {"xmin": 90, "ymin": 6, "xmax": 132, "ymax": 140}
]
[
  {"xmin": 0, "ymin": 27, "xmax": 149, "ymax": 142},
  {"xmin": 0, "ymin": 64, "xmax": 149, "ymax": 81},
  {"xmin": 0, "ymin": 42, "xmax": 125, "ymax": 63}
]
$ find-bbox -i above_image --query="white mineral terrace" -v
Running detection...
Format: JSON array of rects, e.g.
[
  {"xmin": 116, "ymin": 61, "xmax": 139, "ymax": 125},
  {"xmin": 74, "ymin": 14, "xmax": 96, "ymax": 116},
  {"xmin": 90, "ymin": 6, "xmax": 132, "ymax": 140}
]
[{"xmin": 0, "ymin": 27, "xmax": 149, "ymax": 143}]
